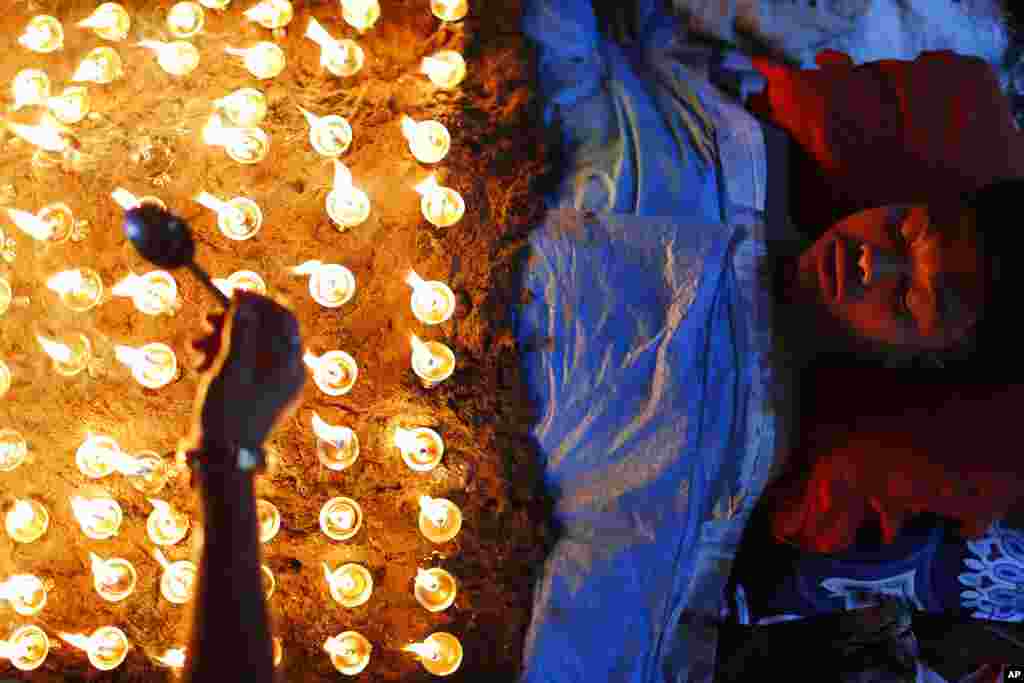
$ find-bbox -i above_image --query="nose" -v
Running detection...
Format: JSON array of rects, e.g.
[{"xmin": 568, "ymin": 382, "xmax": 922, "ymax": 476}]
[{"xmin": 858, "ymin": 244, "xmax": 910, "ymax": 285}]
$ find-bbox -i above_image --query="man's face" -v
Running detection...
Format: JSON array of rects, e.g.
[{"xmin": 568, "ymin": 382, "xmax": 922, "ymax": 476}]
[{"xmin": 794, "ymin": 203, "xmax": 985, "ymax": 352}]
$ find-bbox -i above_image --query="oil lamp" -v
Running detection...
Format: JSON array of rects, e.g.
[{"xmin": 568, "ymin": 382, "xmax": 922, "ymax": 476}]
[
  {"xmin": 325, "ymin": 632, "xmax": 371, "ymax": 675},
  {"xmin": 421, "ymin": 51, "xmax": 466, "ymax": 90},
  {"xmin": 311, "ymin": 411, "xmax": 360, "ymax": 470},
  {"xmin": 59, "ymin": 627, "xmax": 129, "ymax": 671},
  {"xmin": 90, "ymin": 552, "xmax": 137, "ymax": 602},
  {"xmin": 195, "ymin": 191, "xmax": 263, "ymax": 240},
  {"xmin": 414, "ymin": 567, "xmax": 457, "ymax": 612},
  {"xmin": 47, "ymin": 86, "xmax": 90, "ymax": 125},
  {"xmin": 0, "ymin": 361, "xmax": 9, "ymax": 398},
  {"xmin": 395, "ymin": 426, "xmax": 444, "ymax": 472},
  {"xmin": 154, "ymin": 648, "xmax": 186, "ymax": 669},
  {"xmin": 431, "ymin": 0, "xmax": 468, "ymax": 22},
  {"xmin": 273, "ymin": 638, "xmax": 283, "ymax": 667},
  {"xmin": 18, "ymin": 16, "xmax": 63, "ymax": 54},
  {"xmin": 414, "ymin": 174, "xmax": 465, "ymax": 228},
  {"xmin": 404, "ymin": 633, "xmax": 463, "ymax": 676},
  {"xmin": 5, "ymin": 499, "xmax": 48, "ymax": 544},
  {"xmin": 2, "ymin": 625, "xmax": 49, "ymax": 671},
  {"xmin": 0, "ymin": 574, "xmax": 48, "ymax": 616},
  {"xmin": 138, "ymin": 40, "xmax": 200, "ymax": 77},
  {"xmin": 401, "ymin": 116, "xmax": 451, "ymax": 164},
  {"xmin": 303, "ymin": 349, "xmax": 358, "ymax": 396},
  {"xmin": 72, "ymin": 47, "xmax": 124, "ymax": 85},
  {"xmin": 77, "ymin": 3, "xmax": 131, "ymax": 42},
  {"xmin": 214, "ymin": 88, "xmax": 267, "ymax": 127},
  {"xmin": 213, "ymin": 270, "xmax": 267, "ymax": 297},
  {"xmin": 326, "ymin": 160, "xmax": 371, "ymax": 230},
  {"xmin": 323, "ymin": 562, "xmax": 373, "ymax": 607},
  {"xmin": 0, "ymin": 428, "xmax": 27, "ymax": 472},
  {"xmin": 244, "ymin": 0, "xmax": 293, "ymax": 29},
  {"xmin": 199, "ymin": 0, "xmax": 230, "ymax": 9},
  {"xmin": 71, "ymin": 495, "xmax": 123, "ymax": 540},
  {"xmin": 167, "ymin": 2, "xmax": 205, "ymax": 38},
  {"xmin": 154, "ymin": 549, "xmax": 197, "ymax": 604},
  {"xmin": 147, "ymin": 498, "xmax": 190, "ymax": 546},
  {"xmin": 319, "ymin": 496, "xmax": 362, "ymax": 541},
  {"xmin": 291, "ymin": 260, "xmax": 355, "ymax": 308},
  {"xmin": 37, "ymin": 333, "xmax": 92, "ymax": 377},
  {"xmin": 262, "ymin": 564, "xmax": 275, "ymax": 599},
  {"xmin": 111, "ymin": 270, "xmax": 180, "ymax": 316},
  {"xmin": 75, "ymin": 434, "xmax": 124, "ymax": 478},
  {"xmin": 298, "ymin": 107, "xmax": 352, "ymax": 158},
  {"xmin": 5, "ymin": 118, "xmax": 75, "ymax": 155},
  {"xmin": 225, "ymin": 42, "xmax": 286, "ymax": 79},
  {"xmin": 305, "ymin": 18, "xmax": 364, "ymax": 77},
  {"xmin": 340, "ymin": 0, "xmax": 381, "ymax": 34},
  {"xmin": 46, "ymin": 268, "xmax": 103, "ymax": 312},
  {"xmin": 417, "ymin": 496, "xmax": 462, "ymax": 543},
  {"xmin": 410, "ymin": 334, "xmax": 456, "ymax": 388},
  {"xmin": 201, "ymin": 114, "xmax": 270, "ymax": 165},
  {"xmin": 406, "ymin": 270, "xmax": 456, "ymax": 325},
  {"xmin": 113, "ymin": 342, "xmax": 177, "ymax": 389},
  {"xmin": 257, "ymin": 499, "xmax": 280, "ymax": 543},
  {"xmin": 11, "ymin": 69, "xmax": 50, "ymax": 111},
  {"xmin": 126, "ymin": 450, "xmax": 170, "ymax": 494}
]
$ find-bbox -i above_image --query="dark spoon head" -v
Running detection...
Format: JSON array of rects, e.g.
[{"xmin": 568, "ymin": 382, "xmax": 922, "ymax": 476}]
[{"xmin": 123, "ymin": 204, "xmax": 195, "ymax": 270}]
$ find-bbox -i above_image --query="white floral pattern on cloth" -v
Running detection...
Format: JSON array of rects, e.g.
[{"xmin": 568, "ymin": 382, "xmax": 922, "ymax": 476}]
[
  {"xmin": 958, "ymin": 520, "xmax": 1024, "ymax": 622},
  {"xmin": 821, "ymin": 569, "xmax": 925, "ymax": 612}
]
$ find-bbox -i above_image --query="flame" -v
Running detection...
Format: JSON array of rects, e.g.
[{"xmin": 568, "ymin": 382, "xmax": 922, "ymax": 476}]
[
  {"xmin": 12, "ymin": 70, "xmax": 50, "ymax": 110},
  {"xmin": 410, "ymin": 334, "xmax": 433, "ymax": 364},
  {"xmin": 90, "ymin": 552, "xmax": 118, "ymax": 585},
  {"xmin": 302, "ymin": 350, "xmax": 321, "ymax": 371},
  {"xmin": 47, "ymin": 269, "xmax": 86, "ymax": 296},
  {"xmin": 297, "ymin": 106, "xmax": 320, "ymax": 130},
  {"xmin": 154, "ymin": 648, "xmax": 186, "ymax": 668},
  {"xmin": 305, "ymin": 17, "xmax": 332, "ymax": 45},
  {"xmin": 332, "ymin": 160, "xmax": 353, "ymax": 191},
  {"xmin": 195, "ymin": 191, "xmax": 229, "ymax": 214},
  {"xmin": 405, "ymin": 270, "xmax": 428, "ymax": 290},
  {"xmin": 400, "ymin": 115, "xmax": 419, "ymax": 141},
  {"xmin": 6, "ymin": 118, "xmax": 68, "ymax": 152},
  {"xmin": 419, "ymin": 496, "xmax": 448, "ymax": 528},
  {"xmin": 244, "ymin": 1, "xmax": 287, "ymax": 25},
  {"xmin": 201, "ymin": 114, "xmax": 234, "ymax": 147},
  {"xmin": 59, "ymin": 632, "xmax": 94, "ymax": 653},
  {"xmin": 292, "ymin": 259, "xmax": 322, "ymax": 276},
  {"xmin": 110, "ymin": 188, "xmax": 141, "ymax": 210},
  {"xmin": 322, "ymin": 562, "xmax": 336, "ymax": 586},
  {"xmin": 6, "ymin": 208, "xmax": 54, "ymax": 241},
  {"xmin": 78, "ymin": 4, "xmax": 123, "ymax": 32},
  {"xmin": 422, "ymin": 55, "xmax": 455, "ymax": 83},
  {"xmin": 311, "ymin": 412, "xmax": 353, "ymax": 445},
  {"xmin": 413, "ymin": 174, "xmax": 441, "ymax": 197},
  {"xmin": 394, "ymin": 427, "xmax": 417, "ymax": 452},
  {"xmin": 415, "ymin": 568, "xmax": 440, "ymax": 592},
  {"xmin": 111, "ymin": 273, "xmax": 145, "ymax": 298},
  {"xmin": 404, "ymin": 640, "xmax": 441, "ymax": 661},
  {"xmin": 0, "ymin": 636, "xmax": 32, "ymax": 661},
  {"xmin": 113, "ymin": 344, "xmax": 143, "ymax": 370},
  {"xmin": 151, "ymin": 547, "xmax": 170, "ymax": 570},
  {"xmin": 71, "ymin": 496, "xmax": 112, "ymax": 528},
  {"xmin": 324, "ymin": 636, "xmax": 353, "ymax": 657},
  {"xmin": 149, "ymin": 498, "xmax": 173, "ymax": 519},
  {"xmin": 0, "ymin": 575, "xmax": 39, "ymax": 602},
  {"xmin": 37, "ymin": 335, "xmax": 73, "ymax": 364}
]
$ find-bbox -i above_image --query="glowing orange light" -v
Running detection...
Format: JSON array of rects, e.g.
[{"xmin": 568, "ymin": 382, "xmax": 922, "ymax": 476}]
[
  {"xmin": 421, "ymin": 50, "xmax": 466, "ymax": 89},
  {"xmin": 77, "ymin": 3, "xmax": 131, "ymax": 42},
  {"xmin": 340, "ymin": 0, "xmax": 380, "ymax": 33}
]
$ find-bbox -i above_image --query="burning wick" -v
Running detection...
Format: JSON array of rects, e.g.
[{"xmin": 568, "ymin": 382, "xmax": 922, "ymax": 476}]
[
  {"xmin": 167, "ymin": 2, "xmax": 205, "ymax": 38},
  {"xmin": 137, "ymin": 40, "xmax": 200, "ymax": 77},
  {"xmin": 319, "ymin": 497, "xmax": 363, "ymax": 541},
  {"xmin": 71, "ymin": 496, "xmax": 123, "ymax": 540},
  {"xmin": 311, "ymin": 412, "xmax": 360, "ymax": 471},
  {"xmin": 214, "ymin": 88, "xmax": 267, "ymax": 127},
  {"xmin": 213, "ymin": 270, "xmax": 268, "ymax": 298},
  {"xmin": 257, "ymin": 499, "xmax": 281, "ymax": 543},
  {"xmin": 77, "ymin": 3, "xmax": 131, "ymax": 42},
  {"xmin": 147, "ymin": 498, "xmax": 190, "ymax": 546},
  {"xmin": 47, "ymin": 86, "xmax": 90, "ymax": 125},
  {"xmin": 406, "ymin": 270, "xmax": 456, "ymax": 325},
  {"xmin": 299, "ymin": 107, "xmax": 352, "ymax": 158},
  {"xmin": 1, "ymin": 625, "xmax": 49, "ymax": 671},
  {"xmin": 326, "ymin": 160, "xmax": 371, "ymax": 230},
  {"xmin": 273, "ymin": 638, "xmax": 283, "ymax": 667},
  {"xmin": 414, "ymin": 567, "xmax": 457, "ymax": 612},
  {"xmin": 305, "ymin": 18, "xmax": 364, "ymax": 77},
  {"xmin": 195, "ymin": 190, "xmax": 263, "ymax": 240},
  {"xmin": 202, "ymin": 114, "xmax": 270, "ymax": 165},
  {"xmin": 59, "ymin": 627, "xmax": 129, "ymax": 671},
  {"xmin": 405, "ymin": 633, "xmax": 463, "ymax": 676},
  {"xmin": 75, "ymin": 434, "xmax": 138, "ymax": 479},
  {"xmin": 421, "ymin": 51, "xmax": 467, "ymax": 90},
  {"xmin": 401, "ymin": 116, "xmax": 451, "ymax": 164},
  {"xmin": 11, "ymin": 69, "xmax": 50, "ymax": 111},
  {"xmin": 18, "ymin": 16, "xmax": 64, "ymax": 54},
  {"xmin": 37, "ymin": 333, "xmax": 92, "ymax": 377},
  {"xmin": 154, "ymin": 647, "xmax": 186, "ymax": 669},
  {"xmin": 126, "ymin": 450, "xmax": 170, "ymax": 494},
  {"xmin": 46, "ymin": 268, "xmax": 103, "ymax": 312},
  {"xmin": 5, "ymin": 499, "xmax": 48, "ymax": 544},
  {"xmin": 5, "ymin": 118, "xmax": 74, "ymax": 155},
  {"xmin": 114, "ymin": 342, "xmax": 178, "ymax": 389},
  {"xmin": 325, "ymin": 632, "xmax": 372, "ymax": 675},
  {"xmin": 323, "ymin": 563, "xmax": 373, "ymax": 608},
  {"xmin": 244, "ymin": 0, "xmax": 294, "ymax": 29},
  {"xmin": 292, "ymin": 260, "xmax": 355, "ymax": 308},
  {"xmin": 418, "ymin": 496, "xmax": 463, "ymax": 544},
  {"xmin": 111, "ymin": 270, "xmax": 180, "ymax": 316},
  {"xmin": 90, "ymin": 552, "xmax": 137, "ymax": 602},
  {"xmin": 0, "ymin": 428, "xmax": 28, "ymax": 472},
  {"xmin": 154, "ymin": 548, "xmax": 198, "ymax": 604},
  {"xmin": 340, "ymin": 0, "xmax": 381, "ymax": 34},
  {"xmin": 395, "ymin": 426, "xmax": 445, "ymax": 472},
  {"xmin": 431, "ymin": 0, "xmax": 469, "ymax": 22},
  {"xmin": 410, "ymin": 334, "xmax": 456, "ymax": 388},
  {"xmin": 414, "ymin": 174, "xmax": 465, "ymax": 228},
  {"xmin": 0, "ymin": 574, "xmax": 48, "ymax": 616},
  {"xmin": 304, "ymin": 349, "xmax": 358, "ymax": 396},
  {"xmin": 72, "ymin": 47, "xmax": 124, "ymax": 85},
  {"xmin": 225, "ymin": 42, "xmax": 286, "ymax": 79}
]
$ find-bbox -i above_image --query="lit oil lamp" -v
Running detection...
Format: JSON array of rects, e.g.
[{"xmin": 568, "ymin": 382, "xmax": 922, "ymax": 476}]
[
  {"xmin": 0, "ymin": 574, "xmax": 47, "ymax": 616},
  {"xmin": 154, "ymin": 647, "xmax": 185, "ymax": 669},
  {"xmin": 59, "ymin": 627, "xmax": 129, "ymax": 671},
  {"xmin": 298, "ymin": 107, "xmax": 352, "ymax": 158},
  {"xmin": 36, "ymin": 202, "xmax": 76, "ymax": 243},
  {"xmin": 114, "ymin": 342, "xmax": 178, "ymax": 389},
  {"xmin": 244, "ymin": 0, "xmax": 293, "ymax": 29},
  {"xmin": 111, "ymin": 270, "xmax": 180, "ymax": 316},
  {"xmin": 225, "ymin": 42, "xmax": 286, "ymax": 79},
  {"xmin": 340, "ymin": 0, "xmax": 380, "ymax": 34},
  {"xmin": 213, "ymin": 270, "xmax": 267, "ymax": 297},
  {"xmin": 311, "ymin": 411, "xmax": 359, "ymax": 470},
  {"xmin": 421, "ymin": 50, "xmax": 466, "ymax": 90},
  {"xmin": 325, "ymin": 631, "xmax": 371, "ymax": 675},
  {"xmin": 401, "ymin": 116, "xmax": 450, "ymax": 164},
  {"xmin": 5, "ymin": 499, "xmax": 48, "ymax": 544},
  {"xmin": 195, "ymin": 190, "xmax": 263, "ymax": 240},
  {"xmin": 47, "ymin": 86, "xmax": 90, "ymax": 125},
  {"xmin": 0, "ymin": 428, "xmax": 27, "ymax": 472},
  {"xmin": 72, "ymin": 47, "xmax": 124, "ymax": 85},
  {"xmin": 147, "ymin": 498, "xmax": 190, "ymax": 546},
  {"xmin": 77, "ymin": 3, "xmax": 131, "ymax": 42},
  {"xmin": 404, "ymin": 633, "xmax": 463, "ymax": 676},
  {"xmin": 18, "ymin": 16, "xmax": 63, "ymax": 54},
  {"xmin": 37, "ymin": 333, "xmax": 92, "ymax": 377},
  {"xmin": 303, "ymin": 349, "xmax": 358, "ymax": 396},
  {"xmin": 199, "ymin": 0, "xmax": 230, "ymax": 9},
  {"xmin": 414, "ymin": 567, "xmax": 456, "ymax": 612},
  {"xmin": 262, "ymin": 564, "xmax": 275, "ymax": 599},
  {"xmin": 323, "ymin": 562, "xmax": 373, "ymax": 608},
  {"xmin": 319, "ymin": 496, "xmax": 362, "ymax": 541},
  {"xmin": 5, "ymin": 117, "xmax": 75, "ymax": 156},
  {"xmin": 410, "ymin": 334, "xmax": 456, "ymax": 388},
  {"xmin": 90, "ymin": 552, "xmax": 137, "ymax": 602},
  {"xmin": 431, "ymin": 0, "xmax": 468, "ymax": 22},
  {"xmin": 291, "ymin": 260, "xmax": 355, "ymax": 308},
  {"xmin": 75, "ymin": 434, "xmax": 124, "ymax": 479},
  {"xmin": 154, "ymin": 549, "xmax": 197, "ymax": 604},
  {"xmin": 406, "ymin": 270, "xmax": 455, "ymax": 325},
  {"xmin": 11, "ymin": 69, "xmax": 50, "ymax": 111},
  {"xmin": 273, "ymin": 638, "xmax": 282, "ymax": 667},
  {"xmin": 202, "ymin": 114, "xmax": 270, "ymax": 165},
  {"xmin": 137, "ymin": 40, "xmax": 200, "ymax": 77},
  {"xmin": 414, "ymin": 174, "xmax": 465, "ymax": 228},
  {"xmin": 257, "ymin": 499, "xmax": 280, "ymax": 543},
  {"xmin": 305, "ymin": 18, "xmax": 364, "ymax": 77},
  {"xmin": 167, "ymin": 2, "xmax": 205, "ymax": 38},
  {"xmin": 214, "ymin": 88, "xmax": 267, "ymax": 127},
  {"xmin": 326, "ymin": 160, "xmax": 371, "ymax": 230},
  {"xmin": 72, "ymin": 496, "xmax": 123, "ymax": 540},
  {"xmin": 47, "ymin": 268, "xmax": 103, "ymax": 312},
  {"xmin": 417, "ymin": 496, "xmax": 462, "ymax": 544},
  {"xmin": 126, "ymin": 450, "xmax": 170, "ymax": 494},
  {"xmin": 395, "ymin": 426, "xmax": 444, "ymax": 472},
  {"xmin": 2, "ymin": 625, "xmax": 49, "ymax": 671},
  {"xmin": 111, "ymin": 187, "xmax": 167, "ymax": 212}
]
